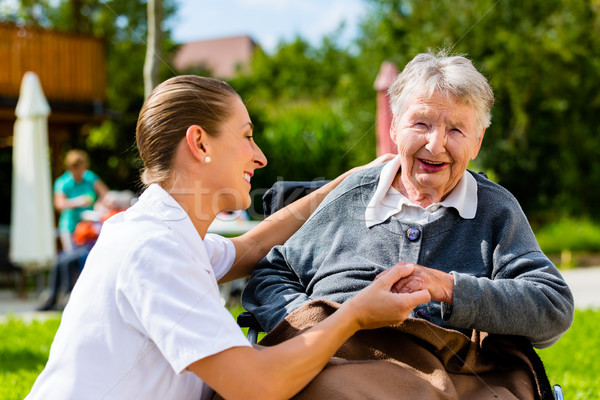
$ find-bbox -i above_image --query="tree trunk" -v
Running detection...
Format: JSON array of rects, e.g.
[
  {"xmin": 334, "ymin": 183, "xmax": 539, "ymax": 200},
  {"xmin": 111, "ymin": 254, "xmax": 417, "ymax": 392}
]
[{"xmin": 144, "ymin": 0, "xmax": 163, "ymax": 98}]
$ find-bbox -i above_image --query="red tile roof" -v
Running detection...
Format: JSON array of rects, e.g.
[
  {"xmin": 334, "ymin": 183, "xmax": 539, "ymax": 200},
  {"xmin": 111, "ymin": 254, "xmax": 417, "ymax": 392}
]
[{"xmin": 173, "ymin": 35, "xmax": 257, "ymax": 78}]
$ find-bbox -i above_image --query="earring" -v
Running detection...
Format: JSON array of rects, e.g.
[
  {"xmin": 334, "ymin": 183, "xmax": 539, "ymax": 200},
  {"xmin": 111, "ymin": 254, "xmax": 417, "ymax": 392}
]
[{"xmin": 204, "ymin": 156, "xmax": 211, "ymax": 163}]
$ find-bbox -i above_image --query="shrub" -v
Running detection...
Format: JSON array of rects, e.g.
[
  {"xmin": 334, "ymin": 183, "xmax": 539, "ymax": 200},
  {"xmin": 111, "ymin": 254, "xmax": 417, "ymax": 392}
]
[{"xmin": 534, "ymin": 218, "xmax": 600, "ymax": 254}]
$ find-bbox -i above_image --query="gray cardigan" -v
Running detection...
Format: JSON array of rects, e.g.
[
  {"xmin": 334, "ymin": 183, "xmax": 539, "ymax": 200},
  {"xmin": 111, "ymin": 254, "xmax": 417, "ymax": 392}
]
[{"xmin": 242, "ymin": 165, "xmax": 574, "ymax": 348}]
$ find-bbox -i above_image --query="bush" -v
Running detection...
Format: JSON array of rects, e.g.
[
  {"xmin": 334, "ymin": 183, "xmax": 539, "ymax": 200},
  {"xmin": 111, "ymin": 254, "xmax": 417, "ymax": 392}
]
[{"xmin": 534, "ymin": 218, "xmax": 600, "ymax": 254}]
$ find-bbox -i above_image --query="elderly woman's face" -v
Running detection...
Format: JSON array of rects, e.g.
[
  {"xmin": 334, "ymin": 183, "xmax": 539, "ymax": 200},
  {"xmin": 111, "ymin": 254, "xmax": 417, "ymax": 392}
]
[{"xmin": 391, "ymin": 91, "xmax": 484, "ymax": 205}]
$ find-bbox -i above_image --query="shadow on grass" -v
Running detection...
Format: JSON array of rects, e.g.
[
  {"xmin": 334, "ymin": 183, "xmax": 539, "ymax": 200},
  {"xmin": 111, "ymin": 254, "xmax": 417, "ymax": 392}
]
[{"xmin": 0, "ymin": 347, "xmax": 48, "ymax": 372}]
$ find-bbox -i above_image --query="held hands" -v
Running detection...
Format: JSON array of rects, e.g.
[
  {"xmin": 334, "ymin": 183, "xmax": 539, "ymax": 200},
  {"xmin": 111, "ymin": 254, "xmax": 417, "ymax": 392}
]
[
  {"xmin": 377, "ymin": 261, "xmax": 454, "ymax": 304},
  {"xmin": 345, "ymin": 263, "xmax": 431, "ymax": 330}
]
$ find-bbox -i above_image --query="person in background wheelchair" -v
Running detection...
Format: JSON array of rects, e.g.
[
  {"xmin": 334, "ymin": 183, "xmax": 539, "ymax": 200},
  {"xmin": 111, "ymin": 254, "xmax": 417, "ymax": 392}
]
[{"xmin": 26, "ymin": 75, "xmax": 430, "ymax": 400}]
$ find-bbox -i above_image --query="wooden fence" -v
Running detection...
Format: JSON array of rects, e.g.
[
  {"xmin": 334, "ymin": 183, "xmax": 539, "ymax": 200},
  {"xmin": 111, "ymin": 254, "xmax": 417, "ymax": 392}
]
[{"xmin": 0, "ymin": 23, "xmax": 106, "ymax": 103}]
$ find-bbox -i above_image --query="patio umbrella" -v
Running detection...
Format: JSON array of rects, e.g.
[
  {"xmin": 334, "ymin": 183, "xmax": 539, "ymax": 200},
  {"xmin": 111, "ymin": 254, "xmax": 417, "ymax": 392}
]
[{"xmin": 9, "ymin": 72, "xmax": 56, "ymax": 271}]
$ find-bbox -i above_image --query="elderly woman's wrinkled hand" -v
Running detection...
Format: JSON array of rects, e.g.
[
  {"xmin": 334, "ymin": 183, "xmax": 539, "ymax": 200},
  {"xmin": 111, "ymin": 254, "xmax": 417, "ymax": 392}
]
[
  {"xmin": 377, "ymin": 261, "xmax": 454, "ymax": 304},
  {"xmin": 349, "ymin": 263, "xmax": 431, "ymax": 330}
]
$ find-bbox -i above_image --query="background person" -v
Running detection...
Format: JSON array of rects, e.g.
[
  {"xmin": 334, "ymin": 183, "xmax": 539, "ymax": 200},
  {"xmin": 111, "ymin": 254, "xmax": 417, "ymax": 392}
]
[
  {"xmin": 26, "ymin": 75, "xmax": 428, "ymax": 400},
  {"xmin": 53, "ymin": 149, "xmax": 109, "ymax": 252}
]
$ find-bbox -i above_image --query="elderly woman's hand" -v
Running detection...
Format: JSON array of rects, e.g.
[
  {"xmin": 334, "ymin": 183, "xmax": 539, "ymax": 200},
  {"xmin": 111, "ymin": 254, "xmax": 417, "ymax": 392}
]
[
  {"xmin": 377, "ymin": 261, "xmax": 454, "ymax": 304},
  {"xmin": 347, "ymin": 263, "xmax": 431, "ymax": 330}
]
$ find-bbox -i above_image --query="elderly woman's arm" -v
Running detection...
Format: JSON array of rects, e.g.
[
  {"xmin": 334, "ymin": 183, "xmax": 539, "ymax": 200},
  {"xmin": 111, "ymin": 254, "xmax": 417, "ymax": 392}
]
[
  {"xmin": 390, "ymin": 196, "xmax": 574, "ymax": 348},
  {"xmin": 448, "ymin": 254, "xmax": 574, "ymax": 348},
  {"xmin": 390, "ymin": 256, "xmax": 573, "ymax": 348}
]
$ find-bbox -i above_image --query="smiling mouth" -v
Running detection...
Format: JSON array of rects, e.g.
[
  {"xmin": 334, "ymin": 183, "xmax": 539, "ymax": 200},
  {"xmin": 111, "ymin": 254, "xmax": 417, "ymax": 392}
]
[
  {"xmin": 243, "ymin": 172, "xmax": 252, "ymax": 183},
  {"xmin": 419, "ymin": 159, "xmax": 446, "ymax": 166},
  {"xmin": 417, "ymin": 159, "xmax": 449, "ymax": 172}
]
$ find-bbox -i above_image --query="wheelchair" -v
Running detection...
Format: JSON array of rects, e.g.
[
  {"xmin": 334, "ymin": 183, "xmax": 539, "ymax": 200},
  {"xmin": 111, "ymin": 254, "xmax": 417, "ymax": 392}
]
[{"xmin": 238, "ymin": 179, "xmax": 565, "ymax": 400}]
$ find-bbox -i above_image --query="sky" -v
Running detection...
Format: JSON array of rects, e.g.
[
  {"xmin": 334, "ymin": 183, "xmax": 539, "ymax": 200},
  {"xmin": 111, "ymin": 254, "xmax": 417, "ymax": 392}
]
[{"xmin": 168, "ymin": 0, "xmax": 368, "ymax": 52}]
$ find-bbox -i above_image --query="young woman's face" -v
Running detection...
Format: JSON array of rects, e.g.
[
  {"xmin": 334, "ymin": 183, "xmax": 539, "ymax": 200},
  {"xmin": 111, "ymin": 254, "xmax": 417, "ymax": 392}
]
[{"xmin": 208, "ymin": 98, "xmax": 267, "ymax": 211}]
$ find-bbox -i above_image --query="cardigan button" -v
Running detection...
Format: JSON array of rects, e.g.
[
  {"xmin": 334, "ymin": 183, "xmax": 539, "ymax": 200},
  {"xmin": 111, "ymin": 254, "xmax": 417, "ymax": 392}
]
[{"xmin": 406, "ymin": 227, "xmax": 421, "ymax": 242}]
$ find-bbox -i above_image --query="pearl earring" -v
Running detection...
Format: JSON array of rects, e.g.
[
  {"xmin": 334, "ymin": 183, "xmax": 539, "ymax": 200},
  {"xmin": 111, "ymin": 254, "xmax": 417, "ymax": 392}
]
[{"xmin": 204, "ymin": 156, "xmax": 211, "ymax": 163}]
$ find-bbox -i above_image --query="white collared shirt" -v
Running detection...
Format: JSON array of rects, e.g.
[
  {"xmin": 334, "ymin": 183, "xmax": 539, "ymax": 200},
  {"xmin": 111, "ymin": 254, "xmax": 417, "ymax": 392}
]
[
  {"xmin": 27, "ymin": 184, "xmax": 250, "ymax": 400},
  {"xmin": 365, "ymin": 155, "xmax": 478, "ymax": 227}
]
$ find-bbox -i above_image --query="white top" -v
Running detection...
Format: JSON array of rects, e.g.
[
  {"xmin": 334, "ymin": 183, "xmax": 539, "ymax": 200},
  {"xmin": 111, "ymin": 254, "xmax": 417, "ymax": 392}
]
[
  {"xmin": 365, "ymin": 155, "xmax": 478, "ymax": 227},
  {"xmin": 27, "ymin": 184, "xmax": 251, "ymax": 400}
]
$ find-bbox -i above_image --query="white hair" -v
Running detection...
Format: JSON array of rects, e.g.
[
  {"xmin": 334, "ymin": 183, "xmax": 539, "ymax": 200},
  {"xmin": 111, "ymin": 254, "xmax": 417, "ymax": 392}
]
[{"xmin": 388, "ymin": 52, "xmax": 494, "ymax": 133}]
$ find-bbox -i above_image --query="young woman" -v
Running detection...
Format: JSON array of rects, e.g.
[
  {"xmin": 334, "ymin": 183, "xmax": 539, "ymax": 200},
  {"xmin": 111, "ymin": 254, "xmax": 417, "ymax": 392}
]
[{"xmin": 27, "ymin": 76, "xmax": 430, "ymax": 400}]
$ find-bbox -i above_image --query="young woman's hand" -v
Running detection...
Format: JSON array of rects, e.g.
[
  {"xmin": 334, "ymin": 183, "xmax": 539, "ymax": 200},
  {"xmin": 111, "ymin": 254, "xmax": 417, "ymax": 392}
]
[
  {"xmin": 342, "ymin": 153, "xmax": 396, "ymax": 178},
  {"xmin": 344, "ymin": 263, "xmax": 431, "ymax": 330}
]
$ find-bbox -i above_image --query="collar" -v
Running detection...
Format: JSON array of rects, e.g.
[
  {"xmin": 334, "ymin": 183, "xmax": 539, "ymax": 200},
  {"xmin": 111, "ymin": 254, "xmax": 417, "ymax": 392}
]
[
  {"xmin": 365, "ymin": 155, "xmax": 478, "ymax": 228},
  {"xmin": 135, "ymin": 184, "xmax": 211, "ymax": 266}
]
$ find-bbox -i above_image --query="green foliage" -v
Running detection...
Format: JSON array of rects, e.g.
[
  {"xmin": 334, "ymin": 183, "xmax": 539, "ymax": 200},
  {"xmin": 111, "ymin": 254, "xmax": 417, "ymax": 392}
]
[
  {"xmin": 5, "ymin": 0, "xmax": 600, "ymax": 222},
  {"xmin": 537, "ymin": 309, "xmax": 600, "ymax": 400},
  {"xmin": 359, "ymin": 0, "xmax": 600, "ymax": 221},
  {"xmin": 0, "ymin": 316, "xmax": 61, "ymax": 400},
  {"xmin": 229, "ymin": 36, "xmax": 378, "ymax": 211},
  {"xmin": 534, "ymin": 218, "xmax": 600, "ymax": 254},
  {"xmin": 245, "ymin": 99, "xmax": 374, "ymax": 207}
]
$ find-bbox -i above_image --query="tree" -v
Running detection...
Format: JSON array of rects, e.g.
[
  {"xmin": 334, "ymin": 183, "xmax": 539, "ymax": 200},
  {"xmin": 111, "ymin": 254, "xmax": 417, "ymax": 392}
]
[
  {"xmin": 228, "ymin": 35, "xmax": 378, "ymax": 212},
  {"xmin": 144, "ymin": 0, "xmax": 163, "ymax": 98}
]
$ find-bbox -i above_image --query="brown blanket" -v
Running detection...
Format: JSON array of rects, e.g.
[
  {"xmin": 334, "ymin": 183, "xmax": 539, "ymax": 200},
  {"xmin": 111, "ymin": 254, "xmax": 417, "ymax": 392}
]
[{"xmin": 247, "ymin": 300, "xmax": 551, "ymax": 400}]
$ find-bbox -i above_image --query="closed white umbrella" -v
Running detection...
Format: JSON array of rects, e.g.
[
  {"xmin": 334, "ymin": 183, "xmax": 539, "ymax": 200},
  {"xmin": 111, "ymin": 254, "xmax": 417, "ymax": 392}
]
[{"xmin": 10, "ymin": 72, "xmax": 56, "ymax": 271}]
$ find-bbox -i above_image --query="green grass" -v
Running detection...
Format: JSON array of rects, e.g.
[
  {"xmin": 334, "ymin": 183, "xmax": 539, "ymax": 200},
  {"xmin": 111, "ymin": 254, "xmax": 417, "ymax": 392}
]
[
  {"xmin": 537, "ymin": 309, "xmax": 600, "ymax": 399},
  {"xmin": 0, "ymin": 316, "xmax": 61, "ymax": 400},
  {"xmin": 3, "ymin": 308, "xmax": 599, "ymax": 400}
]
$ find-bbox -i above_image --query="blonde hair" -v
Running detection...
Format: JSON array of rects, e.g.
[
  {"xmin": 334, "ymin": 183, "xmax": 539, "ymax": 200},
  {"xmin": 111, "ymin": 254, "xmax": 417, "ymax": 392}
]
[
  {"xmin": 136, "ymin": 75, "xmax": 239, "ymax": 186},
  {"xmin": 388, "ymin": 52, "xmax": 494, "ymax": 133},
  {"xmin": 64, "ymin": 149, "xmax": 89, "ymax": 170}
]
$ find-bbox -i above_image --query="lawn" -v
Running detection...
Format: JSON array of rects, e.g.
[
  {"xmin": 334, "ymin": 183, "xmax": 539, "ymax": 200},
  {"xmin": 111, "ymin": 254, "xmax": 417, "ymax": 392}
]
[
  {"xmin": 536, "ymin": 308, "xmax": 600, "ymax": 399},
  {"xmin": 2, "ymin": 308, "xmax": 598, "ymax": 400}
]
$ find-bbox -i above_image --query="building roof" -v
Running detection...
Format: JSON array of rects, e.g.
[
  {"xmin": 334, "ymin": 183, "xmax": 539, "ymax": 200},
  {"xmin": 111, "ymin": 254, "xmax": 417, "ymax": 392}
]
[{"xmin": 173, "ymin": 35, "xmax": 257, "ymax": 78}]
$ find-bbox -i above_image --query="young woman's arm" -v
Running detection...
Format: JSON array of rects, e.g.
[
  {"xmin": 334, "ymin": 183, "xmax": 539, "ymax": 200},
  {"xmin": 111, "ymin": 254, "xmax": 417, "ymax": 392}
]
[
  {"xmin": 223, "ymin": 154, "xmax": 394, "ymax": 282},
  {"xmin": 189, "ymin": 264, "xmax": 430, "ymax": 400}
]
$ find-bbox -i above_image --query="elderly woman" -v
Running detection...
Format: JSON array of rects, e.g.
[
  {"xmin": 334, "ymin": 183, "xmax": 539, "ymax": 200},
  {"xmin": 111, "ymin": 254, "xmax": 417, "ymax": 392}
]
[{"xmin": 243, "ymin": 52, "xmax": 574, "ymax": 349}]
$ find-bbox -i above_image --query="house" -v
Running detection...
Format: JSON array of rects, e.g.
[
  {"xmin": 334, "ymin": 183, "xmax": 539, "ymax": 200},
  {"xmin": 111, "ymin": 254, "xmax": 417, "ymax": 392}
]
[{"xmin": 173, "ymin": 35, "xmax": 257, "ymax": 78}]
